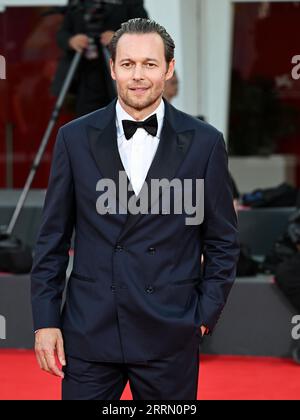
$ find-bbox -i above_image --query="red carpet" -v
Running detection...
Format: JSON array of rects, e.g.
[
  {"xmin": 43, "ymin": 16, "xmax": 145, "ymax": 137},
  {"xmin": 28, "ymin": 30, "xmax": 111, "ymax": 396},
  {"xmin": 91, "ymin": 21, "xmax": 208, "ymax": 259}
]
[{"xmin": 0, "ymin": 350, "xmax": 299, "ymax": 400}]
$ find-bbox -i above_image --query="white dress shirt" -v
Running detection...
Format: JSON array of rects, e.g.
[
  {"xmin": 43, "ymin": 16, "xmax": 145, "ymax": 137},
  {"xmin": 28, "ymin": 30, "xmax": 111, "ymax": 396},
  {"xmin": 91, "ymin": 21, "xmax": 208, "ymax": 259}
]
[{"xmin": 116, "ymin": 100, "xmax": 165, "ymax": 196}]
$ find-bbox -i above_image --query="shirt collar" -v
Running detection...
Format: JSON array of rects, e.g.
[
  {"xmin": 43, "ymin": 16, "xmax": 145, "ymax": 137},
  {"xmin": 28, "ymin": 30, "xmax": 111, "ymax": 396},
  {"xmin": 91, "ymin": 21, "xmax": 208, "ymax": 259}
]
[{"xmin": 116, "ymin": 99, "xmax": 165, "ymax": 140}]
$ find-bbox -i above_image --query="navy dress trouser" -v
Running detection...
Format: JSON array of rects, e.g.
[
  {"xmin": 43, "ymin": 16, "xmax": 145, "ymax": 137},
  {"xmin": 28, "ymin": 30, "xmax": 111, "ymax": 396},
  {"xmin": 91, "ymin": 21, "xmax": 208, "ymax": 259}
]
[{"xmin": 62, "ymin": 334, "xmax": 201, "ymax": 400}]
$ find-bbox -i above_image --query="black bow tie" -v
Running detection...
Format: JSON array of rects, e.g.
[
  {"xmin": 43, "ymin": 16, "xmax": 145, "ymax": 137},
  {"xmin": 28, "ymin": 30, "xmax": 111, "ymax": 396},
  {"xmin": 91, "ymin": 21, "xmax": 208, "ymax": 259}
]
[{"xmin": 122, "ymin": 114, "xmax": 158, "ymax": 140}]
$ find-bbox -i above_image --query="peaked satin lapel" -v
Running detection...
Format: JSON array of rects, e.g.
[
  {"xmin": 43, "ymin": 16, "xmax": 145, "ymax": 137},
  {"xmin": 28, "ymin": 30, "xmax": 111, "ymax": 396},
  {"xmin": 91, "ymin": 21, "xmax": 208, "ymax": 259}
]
[
  {"xmin": 119, "ymin": 116, "xmax": 195, "ymax": 241},
  {"xmin": 87, "ymin": 111, "xmax": 130, "ymax": 211},
  {"xmin": 87, "ymin": 100, "xmax": 195, "ymax": 240}
]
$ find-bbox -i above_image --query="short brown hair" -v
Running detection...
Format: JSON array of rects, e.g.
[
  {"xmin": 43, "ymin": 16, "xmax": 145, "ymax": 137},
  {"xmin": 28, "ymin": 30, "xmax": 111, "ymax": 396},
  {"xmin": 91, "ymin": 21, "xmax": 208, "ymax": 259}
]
[{"xmin": 109, "ymin": 18, "xmax": 175, "ymax": 64}]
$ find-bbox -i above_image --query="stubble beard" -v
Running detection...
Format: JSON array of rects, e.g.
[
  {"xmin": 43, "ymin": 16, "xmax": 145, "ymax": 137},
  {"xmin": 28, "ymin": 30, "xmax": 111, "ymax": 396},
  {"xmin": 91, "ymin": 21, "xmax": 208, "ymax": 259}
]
[{"xmin": 120, "ymin": 89, "xmax": 163, "ymax": 112}]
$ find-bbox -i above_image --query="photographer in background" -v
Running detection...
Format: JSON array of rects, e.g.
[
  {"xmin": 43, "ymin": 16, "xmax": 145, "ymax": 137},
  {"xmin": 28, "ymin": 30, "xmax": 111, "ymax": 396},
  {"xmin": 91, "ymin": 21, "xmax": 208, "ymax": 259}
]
[{"xmin": 51, "ymin": 0, "xmax": 148, "ymax": 116}]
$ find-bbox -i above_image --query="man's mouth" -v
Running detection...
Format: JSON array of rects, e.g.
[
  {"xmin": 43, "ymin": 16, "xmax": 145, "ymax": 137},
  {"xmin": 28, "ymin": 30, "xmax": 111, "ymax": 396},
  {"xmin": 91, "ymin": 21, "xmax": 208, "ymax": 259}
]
[{"xmin": 129, "ymin": 87, "xmax": 149, "ymax": 92}]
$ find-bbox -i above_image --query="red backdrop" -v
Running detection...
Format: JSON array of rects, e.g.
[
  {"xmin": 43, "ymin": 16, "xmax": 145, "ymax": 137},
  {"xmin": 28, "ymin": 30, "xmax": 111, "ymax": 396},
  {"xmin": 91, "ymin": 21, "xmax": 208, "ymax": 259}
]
[
  {"xmin": 0, "ymin": 7, "xmax": 74, "ymax": 189},
  {"xmin": 230, "ymin": 2, "xmax": 300, "ymax": 185}
]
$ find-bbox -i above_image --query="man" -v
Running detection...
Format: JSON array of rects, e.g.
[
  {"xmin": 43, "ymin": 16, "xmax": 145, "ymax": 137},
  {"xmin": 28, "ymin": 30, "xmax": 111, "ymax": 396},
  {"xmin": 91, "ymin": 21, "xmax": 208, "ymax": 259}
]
[
  {"xmin": 51, "ymin": 0, "xmax": 148, "ymax": 116},
  {"xmin": 31, "ymin": 19, "xmax": 239, "ymax": 400}
]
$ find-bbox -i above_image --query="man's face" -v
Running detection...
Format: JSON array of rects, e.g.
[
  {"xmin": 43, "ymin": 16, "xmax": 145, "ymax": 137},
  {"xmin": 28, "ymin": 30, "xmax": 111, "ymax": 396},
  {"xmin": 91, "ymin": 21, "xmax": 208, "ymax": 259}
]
[{"xmin": 110, "ymin": 33, "xmax": 175, "ymax": 114}]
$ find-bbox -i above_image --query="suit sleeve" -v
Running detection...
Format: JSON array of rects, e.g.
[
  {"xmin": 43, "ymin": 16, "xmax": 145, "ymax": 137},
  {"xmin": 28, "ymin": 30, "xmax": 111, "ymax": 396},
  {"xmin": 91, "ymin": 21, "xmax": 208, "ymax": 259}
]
[
  {"xmin": 127, "ymin": 0, "xmax": 149, "ymax": 19},
  {"xmin": 31, "ymin": 128, "xmax": 75, "ymax": 331},
  {"xmin": 199, "ymin": 133, "xmax": 240, "ymax": 333}
]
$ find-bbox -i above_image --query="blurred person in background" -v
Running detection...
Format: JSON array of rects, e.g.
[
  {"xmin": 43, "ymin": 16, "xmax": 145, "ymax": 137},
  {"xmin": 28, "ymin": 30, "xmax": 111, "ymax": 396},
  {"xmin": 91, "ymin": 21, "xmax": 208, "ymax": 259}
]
[
  {"xmin": 163, "ymin": 70, "xmax": 179, "ymax": 102},
  {"xmin": 51, "ymin": 0, "xmax": 148, "ymax": 116}
]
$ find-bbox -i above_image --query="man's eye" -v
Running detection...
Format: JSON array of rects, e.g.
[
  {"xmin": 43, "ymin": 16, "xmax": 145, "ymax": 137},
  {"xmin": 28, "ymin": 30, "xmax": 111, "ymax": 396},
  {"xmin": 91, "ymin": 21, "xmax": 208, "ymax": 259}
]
[
  {"xmin": 122, "ymin": 63, "xmax": 132, "ymax": 68},
  {"xmin": 146, "ymin": 63, "xmax": 156, "ymax": 68}
]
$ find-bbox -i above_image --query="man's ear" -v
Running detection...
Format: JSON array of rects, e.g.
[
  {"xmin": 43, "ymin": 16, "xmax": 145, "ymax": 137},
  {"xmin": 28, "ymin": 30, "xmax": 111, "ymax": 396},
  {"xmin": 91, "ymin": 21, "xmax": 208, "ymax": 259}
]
[
  {"xmin": 110, "ymin": 59, "xmax": 116, "ymax": 81},
  {"xmin": 165, "ymin": 59, "xmax": 175, "ymax": 82}
]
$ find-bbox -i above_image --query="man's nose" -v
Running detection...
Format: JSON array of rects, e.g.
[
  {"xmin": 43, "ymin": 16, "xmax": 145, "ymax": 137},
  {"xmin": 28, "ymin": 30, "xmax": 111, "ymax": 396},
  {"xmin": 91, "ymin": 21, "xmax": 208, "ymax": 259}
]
[{"xmin": 132, "ymin": 64, "xmax": 144, "ymax": 80}]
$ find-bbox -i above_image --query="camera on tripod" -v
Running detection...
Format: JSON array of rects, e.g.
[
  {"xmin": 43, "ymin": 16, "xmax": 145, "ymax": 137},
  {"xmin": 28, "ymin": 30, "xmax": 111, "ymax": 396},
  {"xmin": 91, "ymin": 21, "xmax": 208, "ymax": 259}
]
[{"xmin": 70, "ymin": 0, "xmax": 123, "ymax": 60}]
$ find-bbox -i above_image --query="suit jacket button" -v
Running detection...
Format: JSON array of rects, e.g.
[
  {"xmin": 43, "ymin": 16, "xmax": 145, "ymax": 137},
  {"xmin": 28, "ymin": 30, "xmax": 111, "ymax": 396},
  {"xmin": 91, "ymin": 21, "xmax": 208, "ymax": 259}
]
[
  {"xmin": 148, "ymin": 247, "xmax": 156, "ymax": 255},
  {"xmin": 115, "ymin": 244, "xmax": 124, "ymax": 252},
  {"xmin": 145, "ymin": 286, "xmax": 154, "ymax": 294},
  {"xmin": 111, "ymin": 285, "xmax": 117, "ymax": 292}
]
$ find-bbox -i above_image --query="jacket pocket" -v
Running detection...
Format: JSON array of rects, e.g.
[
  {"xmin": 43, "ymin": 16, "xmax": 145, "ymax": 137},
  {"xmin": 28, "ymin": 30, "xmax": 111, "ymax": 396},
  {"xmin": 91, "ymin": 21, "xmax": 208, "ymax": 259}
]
[
  {"xmin": 171, "ymin": 277, "xmax": 201, "ymax": 286},
  {"xmin": 70, "ymin": 271, "xmax": 95, "ymax": 283}
]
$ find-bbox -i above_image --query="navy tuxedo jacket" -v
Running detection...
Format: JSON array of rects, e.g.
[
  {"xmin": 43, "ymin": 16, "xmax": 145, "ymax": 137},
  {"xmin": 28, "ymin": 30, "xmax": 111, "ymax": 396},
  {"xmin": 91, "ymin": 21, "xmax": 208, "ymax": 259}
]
[{"xmin": 31, "ymin": 99, "xmax": 240, "ymax": 363}]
